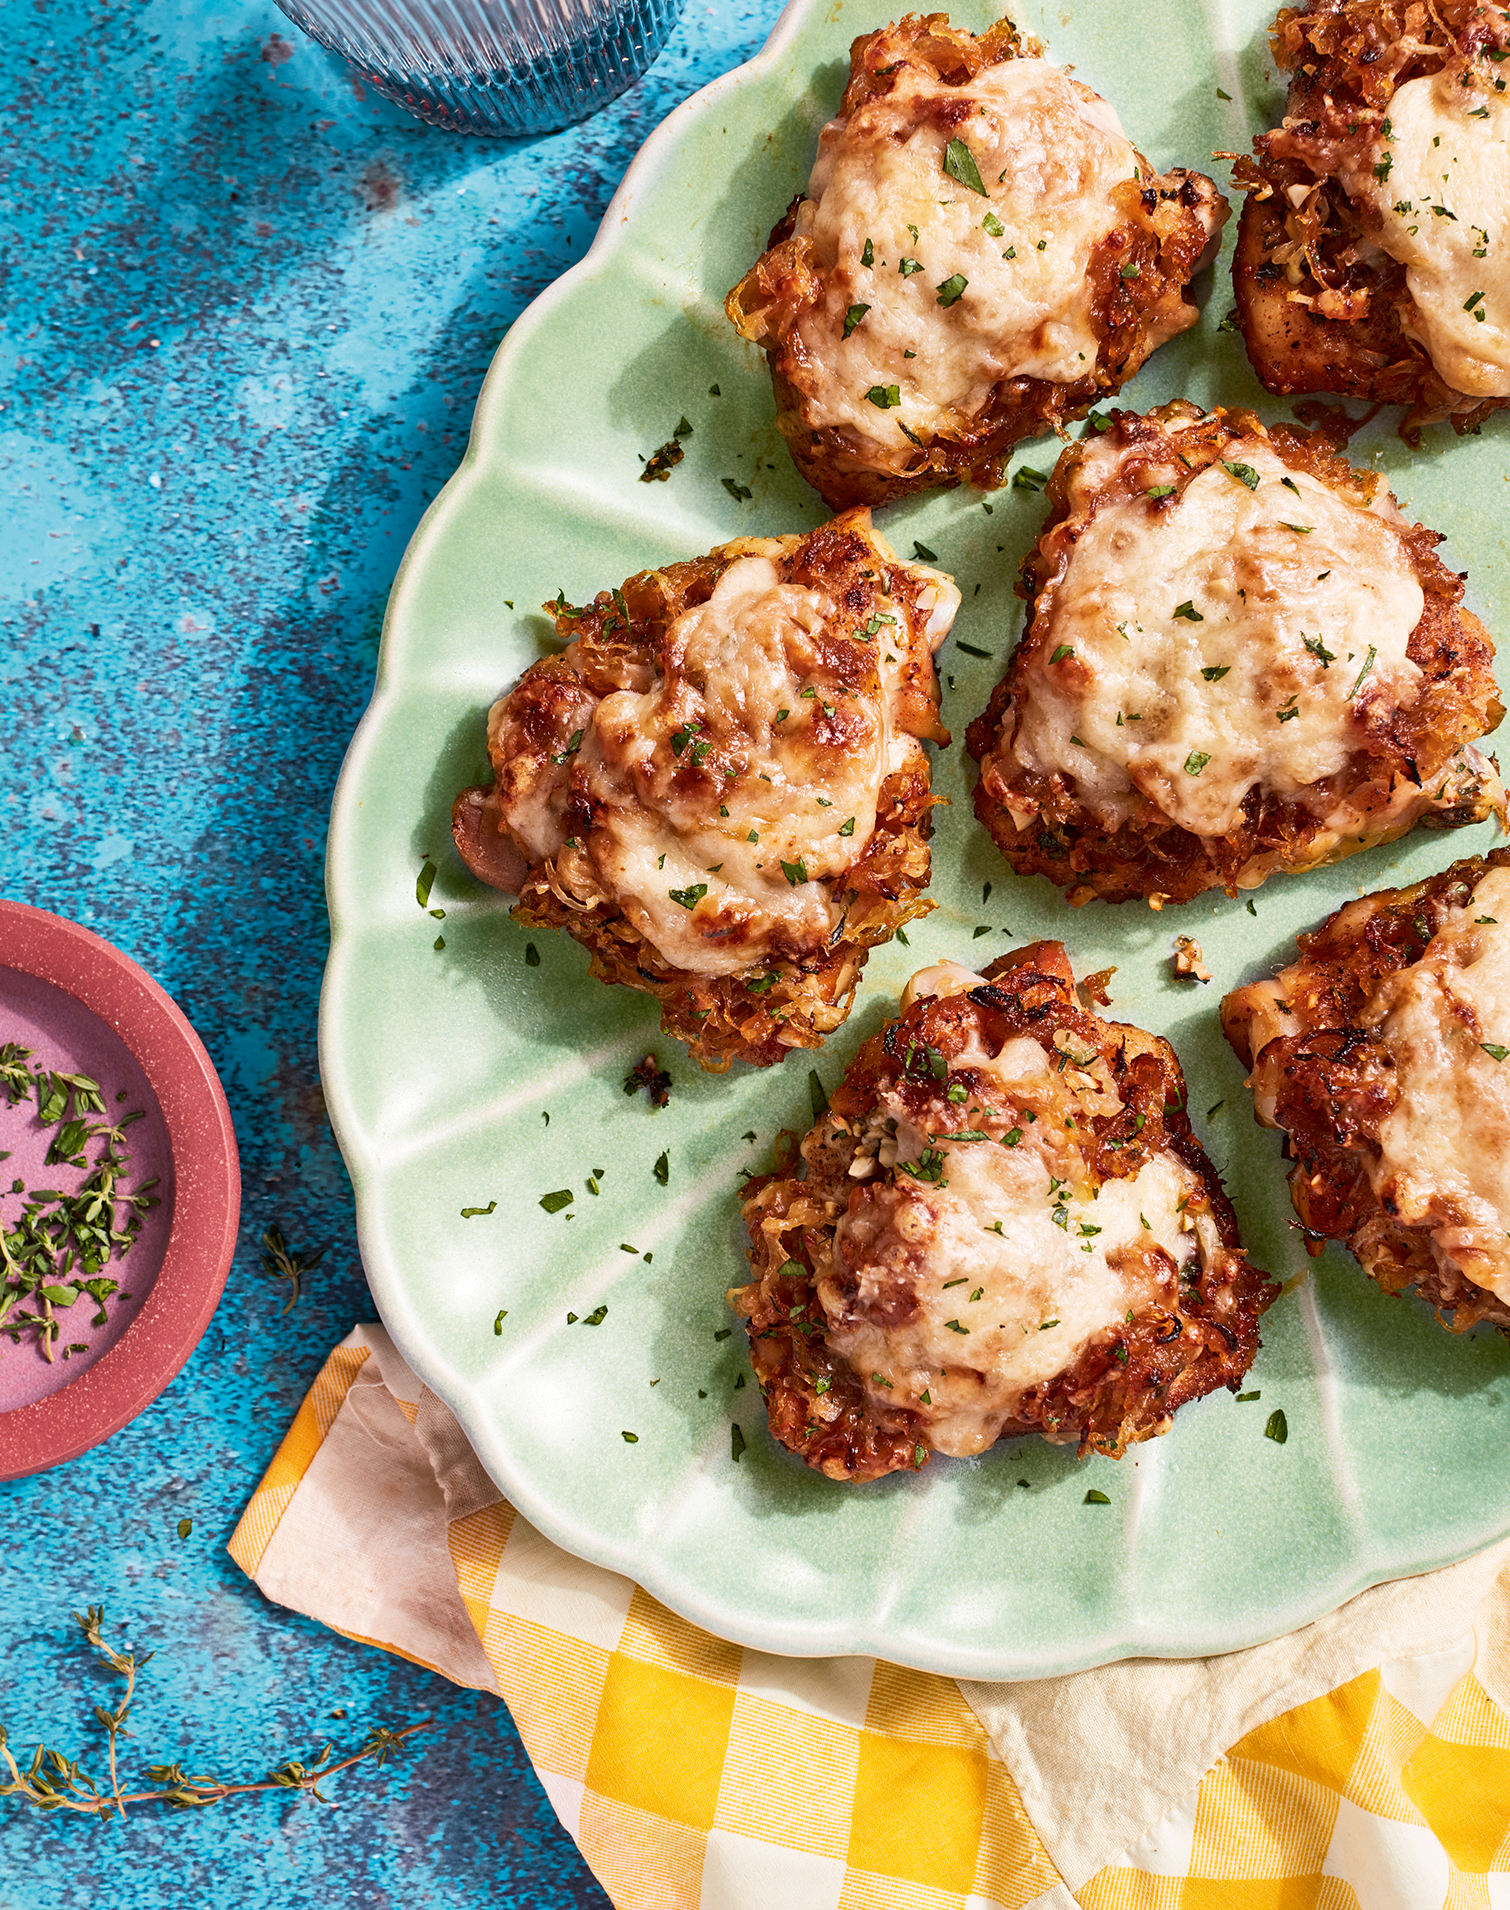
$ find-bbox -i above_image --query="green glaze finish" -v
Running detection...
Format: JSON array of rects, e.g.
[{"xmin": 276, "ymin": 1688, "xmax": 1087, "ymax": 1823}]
[{"xmin": 322, "ymin": 0, "xmax": 1510, "ymax": 1678}]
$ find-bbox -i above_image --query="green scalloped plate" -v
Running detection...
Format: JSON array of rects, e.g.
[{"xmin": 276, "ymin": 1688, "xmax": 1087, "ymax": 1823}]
[{"xmin": 320, "ymin": 0, "xmax": 1510, "ymax": 1678}]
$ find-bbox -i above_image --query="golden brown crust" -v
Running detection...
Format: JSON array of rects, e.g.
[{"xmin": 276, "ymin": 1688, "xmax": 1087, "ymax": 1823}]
[
  {"xmin": 1222, "ymin": 849, "xmax": 1510, "ymax": 1335},
  {"xmin": 733, "ymin": 945, "xmax": 1276, "ymax": 1480},
  {"xmin": 725, "ymin": 13, "xmax": 1228, "ymax": 509},
  {"xmin": 966, "ymin": 401, "xmax": 1505, "ymax": 907},
  {"xmin": 1230, "ymin": 0, "xmax": 1510, "ymax": 439},
  {"xmin": 451, "ymin": 513, "xmax": 951, "ymax": 1071}
]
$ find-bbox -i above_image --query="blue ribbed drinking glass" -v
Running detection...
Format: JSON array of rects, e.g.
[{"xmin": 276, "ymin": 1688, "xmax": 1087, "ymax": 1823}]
[{"xmin": 275, "ymin": 0, "xmax": 686, "ymax": 137}]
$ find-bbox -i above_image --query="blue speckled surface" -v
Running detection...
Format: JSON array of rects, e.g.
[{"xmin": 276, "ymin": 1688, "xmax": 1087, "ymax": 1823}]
[{"xmin": 0, "ymin": 0, "xmax": 777, "ymax": 1900}]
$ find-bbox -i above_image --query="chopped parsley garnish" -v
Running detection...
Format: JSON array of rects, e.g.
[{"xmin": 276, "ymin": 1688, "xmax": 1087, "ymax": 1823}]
[
  {"xmin": 416, "ymin": 861, "xmax": 437, "ymax": 908},
  {"xmin": 956, "ymin": 640, "xmax": 990, "ymax": 658},
  {"xmin": 943, "ymin": 136, "xmax": 988, "ymax": 195},
  {"xmin": 460, "ymin": 1201, "xmax": 497, "ymax": 1218},
  {"xmin": 730, "ymin": 1424, "xmax": 746, "ymax": 1463},
  {"xmin": 721, "ymin": 477, "xmax": 752, "ymax": 501},
  {"xmin": 1012, "ymin": 465, "xmax": 1049, "ymax": 492},
  {"xmin": 1303, "ymin": 634, "xmax": 1335, "ymax": 667},
  {"xmin": 1146, "ymin": 484, "xmax": 1175, "ymax": 499},
  {"xmin": 843, "ymin": 302, "xmax": 871, "ymax": 338},
  {"xmin": 866, "ymin": 384, "xmax": 902, "ymax": 408},
  {"xmin": 912, "ymin": 540, "xmax": 938, "ymax": 562},
  {"xmin": 539, "ymin": 1190, "xmax": 573, "ymax": 1213},
  {"xmin": 858, "ymin": 609, "xmax": 898, "ymax": 637},
  {"xmin": 1003, "ymin": 245, "xmax": 1016, "ymax": 259},
  {"xmin": 621, "ymin": 1430, "xmax": 639, "ymax": 1443},
  {"xmin": 670, "ymin": 720, "xmax": 702, "ymax": 756},
  {"xmin": 525, "ymin": 943, "xmax": 540, "ymax": 967},
  {"xmin": 583, "ymin": 1305, "xmax": 608, "ymax": 1326},
  {"xmin": 1464, "ymin": 288, "xmax": 1486, "ymax": 312},
  {"xmin": 781, "ymin": 859, "xmax": 809, "ymax": 886},
  {"xmin": 668, "ymin": 883, "xmax": 707, "ymax": 910},
  {"xmin": 808, "ymin": 1069, "xmax": 829, "ymax": 1118},
  {"xmin": 1119, "ymin": 262, "xmax": 1140, "ymax": 279},
  {"xmin": 1349, "ymin": 644, "xmax": 1377, "ymax": 695},
  {"xmin": 935, "ymin": 273, "xmax": 968, "ymax": 307},
  {"xmin": 1281, "ymin": 475, "xmax": 1301, "ymax": 495},
  {"xmin": 1235, "ymin": 1390, "xmax": 1260, "ymax": 1403},
  {"xmin": 944, "ymin": 1319, "xmax": 969, "ymax": 1334},
  {"xmin": 838, "ymin": 816, "xmax": 856, "ymax": 837},
  {"xmin": 493, "ymin": 1310, "xmax": 507, "ymax": 1334},
  {"xmin": 1173, "ymin": 600, "xmax": 1204, "ymax": 621},
  {"xmin": 1200, "ymin": 666, "xmax": 1230, "ymax": 682},
  {"xmin": 898, "ymin": 1147, "xmax": 947, "ymax": 1185},
  {"xmin": 861, "ymin": 237, "xmax": 874, "ymax": 267},
  {"xmin": 1265, "ymin": 1409, "xmax": 1288, "ymax": 1444},
  {"xmin": 1477, "ymin": 917, "xmax": 1498, "ymax": 925},
  {"xmin": 1482, "ymin": 1043, "xmax": 1510, "ymax": 1062},
  {"xmin": 653, "ymin": 1151, "xmax": 669, "ymax": 1185},
  {"xmin": 1084, "ymin": 1489, "xmax": 1110, "ymax": 1504},
  {"xmin": 982, "ymin": 211, "xmax": 1005, "ymax": 237},
  {"xmin": 1183, "ymin": 751, "xmax": 1211, "ymax": 776},
  {"xmin": 1049, "ymin": 643, "xmax": 1074, "ymax": 664},
  {"xmin": 898, "ymin": 258, "xmax": 923, "ymax": 277},
  {"xmin": 1003, "ymin": 1127, "xmax": 1023, "ymax": 1147}
]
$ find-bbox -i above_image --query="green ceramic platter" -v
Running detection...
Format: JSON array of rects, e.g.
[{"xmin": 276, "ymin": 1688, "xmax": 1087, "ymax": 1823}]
[{"xmin": 321, "ymin": 0, "xmax": 1510, "ymax": 1678}]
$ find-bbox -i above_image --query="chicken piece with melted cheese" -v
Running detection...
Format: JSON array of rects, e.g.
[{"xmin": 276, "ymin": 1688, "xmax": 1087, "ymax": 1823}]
[
  {"xmin": 451, "ymin": 510, "xmax": 959, "ymax": 1070},
  {"xmin": 733, "ymin": 944, "xmax": 1275, "ymax": 1481},
  {"xmin": 725, "ymin": 13, "xmax": 1228, "ymax": 509},
  {"xmin": 1223, "ymin": 849, "xmax": 1510, "ymax": 1338},
  {"xmin": 1230, "ymin": 0, "xmax": 1510, "ymax": 440},
  {"xmin": 967, "ymin": 402, "xmax": 1505, "ymax": 907}
]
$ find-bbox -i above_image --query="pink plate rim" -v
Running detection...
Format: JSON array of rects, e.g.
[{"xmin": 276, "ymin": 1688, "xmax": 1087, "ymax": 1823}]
[{"xmin": 0, "ymin": 902, "xmax": 240, "ymax": 1478}]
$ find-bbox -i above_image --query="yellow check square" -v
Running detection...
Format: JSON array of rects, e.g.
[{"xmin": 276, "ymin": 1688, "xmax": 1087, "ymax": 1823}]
[
  {"xmin": 848, "ymin": 1730, "xmax": 986, "ymax": 1893},
  {"xmin": 586, "ymin": 1653, "xmax": 737, "ymax": 1831}
]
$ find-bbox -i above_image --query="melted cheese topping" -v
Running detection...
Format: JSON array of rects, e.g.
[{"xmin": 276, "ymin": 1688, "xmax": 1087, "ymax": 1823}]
[
  {"xmin": 578, "ymin": 554, "xmax": 957, "ymax": 977},
  {"xmin": 791, "ymin": 59, "xmax": 1140, "ymax": 441},
  {"xmin": 1361, "ymin": 866, "xmax": 1510, "ymax": 1302},
  {"xmin": 1011, "ymin": 442, "xmax": 1425, "ymax": 836},
  {"xmin": 1344, "ymin": 66, "xmax": 1510, "ymax": 399},
  {"xmin": 824, "ymin": 1042, "xmax": 1219, "ymax": 1457}
]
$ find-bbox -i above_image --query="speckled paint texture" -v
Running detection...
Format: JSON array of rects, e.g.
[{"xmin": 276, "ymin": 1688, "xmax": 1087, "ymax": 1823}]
[{"xmin": 0, "ymin": 0, "xmax": 780, "ymax": 1901}]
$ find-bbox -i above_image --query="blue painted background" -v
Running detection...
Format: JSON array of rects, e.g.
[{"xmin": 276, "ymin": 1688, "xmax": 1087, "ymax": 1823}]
[{"xmin": 0, "ymin": 0, "xmax": 779, "ymax": 1900}]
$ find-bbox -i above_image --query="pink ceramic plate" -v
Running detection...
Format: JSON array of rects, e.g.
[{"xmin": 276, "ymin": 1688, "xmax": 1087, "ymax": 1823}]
[{"xmin": 0, "ymin": 903, "xmax": 239, "ymax": 1477}]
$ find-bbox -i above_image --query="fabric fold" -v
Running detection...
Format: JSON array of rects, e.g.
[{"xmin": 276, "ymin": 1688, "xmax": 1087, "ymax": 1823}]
[{"xmin": 230, "ymin": 1325, "xmax": 1510, "ymax": 1910}]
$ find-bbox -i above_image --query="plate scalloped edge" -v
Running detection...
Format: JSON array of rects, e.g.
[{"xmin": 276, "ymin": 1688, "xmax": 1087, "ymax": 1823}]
[{"xmin": 319, "ymin": 0, "xmax": 1510, "ymax": 1679}]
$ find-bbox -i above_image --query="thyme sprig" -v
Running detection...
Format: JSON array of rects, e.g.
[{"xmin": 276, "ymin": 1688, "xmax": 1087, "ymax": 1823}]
[
  {"xmin": 0, "ymin": 1607, "xmax": 431, "ymax": 1818},
  {"xmin": 259, "ymin": 1225, "xmax": 327, "ymax": 1315},
  {"xmin": 1, "ymin": 1044, "xmax": 157, "ymax": 1361}
]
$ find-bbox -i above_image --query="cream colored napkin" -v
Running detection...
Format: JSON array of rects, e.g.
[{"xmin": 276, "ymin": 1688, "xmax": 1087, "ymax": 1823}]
[
  {"xmin": 239, "ymin": 1322, "xmax": 1510, "ymax": 1906},
  {"xmin": 962, "ymin": 1538, "xmax": 1510, "ymax": 1898}
]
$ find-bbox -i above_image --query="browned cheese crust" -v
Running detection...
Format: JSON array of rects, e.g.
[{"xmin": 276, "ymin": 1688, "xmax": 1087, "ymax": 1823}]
[
  {"xmin": 451, "ymin": 512, "xmax": 953, "ymax": 1070},
  {"xmin": 966, "ymin": 402, "xmax": 1504, "ymax": 907},
  {"xmin": 725, "ymin": 13, "xmax": 1228, "ymax": 508},
  {"xmin": 1230, "ymin": 0, "xmax": 1510, "ymax": 438},
  {"xmin": 1223, "ymin": 848, "xmax": 1510, "ymax": 1336},
  {"xmin": 733, "ymin": 944, "xmax": 1275, "ymax": 1480}
]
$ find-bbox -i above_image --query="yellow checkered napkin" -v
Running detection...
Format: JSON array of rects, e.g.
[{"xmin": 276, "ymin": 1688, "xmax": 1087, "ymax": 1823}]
[{"xmin": 230, "ymin": 1327, "xmax": 1510, "ymax": 1910}]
